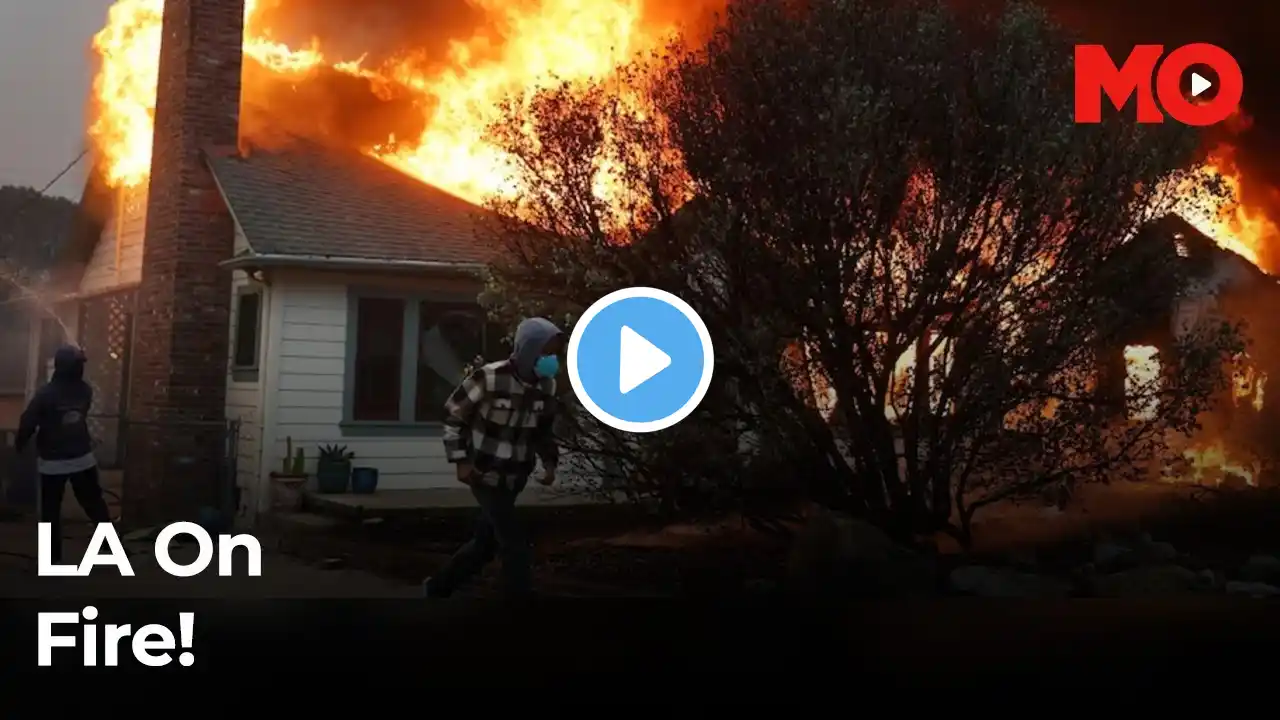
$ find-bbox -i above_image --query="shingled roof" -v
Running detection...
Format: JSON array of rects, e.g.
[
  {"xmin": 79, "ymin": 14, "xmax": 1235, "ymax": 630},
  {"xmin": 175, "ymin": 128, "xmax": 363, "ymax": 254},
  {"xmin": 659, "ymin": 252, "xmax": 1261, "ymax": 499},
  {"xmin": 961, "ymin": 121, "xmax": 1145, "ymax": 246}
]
[{"xmin": 205, "ymin": 140, "xmax": 494, "ymax": 266}]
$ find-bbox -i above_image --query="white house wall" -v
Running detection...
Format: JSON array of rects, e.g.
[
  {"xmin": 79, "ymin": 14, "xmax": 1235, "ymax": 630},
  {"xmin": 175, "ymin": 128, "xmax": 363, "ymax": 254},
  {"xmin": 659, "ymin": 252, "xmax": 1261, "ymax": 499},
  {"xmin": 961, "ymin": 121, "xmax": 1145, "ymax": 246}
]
[
  {"xmin": 265, "ymin": 271, "xmax": 456, "ymax": 491},
  {"xmin": 225, "ymin": 227, "xmax": 263, "ymax": 519},
  {"xmin": 78, "ymin": 182, "xmax": 148, "ymax": 297}
]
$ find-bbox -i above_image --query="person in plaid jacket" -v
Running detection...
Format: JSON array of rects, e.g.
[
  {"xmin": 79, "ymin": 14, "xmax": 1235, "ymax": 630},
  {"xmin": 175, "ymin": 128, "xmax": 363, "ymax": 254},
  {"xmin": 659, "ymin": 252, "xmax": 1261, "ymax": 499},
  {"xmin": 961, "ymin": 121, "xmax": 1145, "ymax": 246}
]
[{"xmin": 424, "ymin": 316, "xmax": 564, "ymax": 599}]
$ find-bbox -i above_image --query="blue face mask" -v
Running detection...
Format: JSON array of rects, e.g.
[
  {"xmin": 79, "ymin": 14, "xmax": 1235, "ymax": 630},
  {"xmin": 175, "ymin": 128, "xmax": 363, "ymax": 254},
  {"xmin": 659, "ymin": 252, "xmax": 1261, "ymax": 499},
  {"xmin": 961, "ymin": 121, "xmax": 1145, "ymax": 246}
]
[{"xmin": 533, "ymin": 354, "xmax": 560, "ymax": 379}]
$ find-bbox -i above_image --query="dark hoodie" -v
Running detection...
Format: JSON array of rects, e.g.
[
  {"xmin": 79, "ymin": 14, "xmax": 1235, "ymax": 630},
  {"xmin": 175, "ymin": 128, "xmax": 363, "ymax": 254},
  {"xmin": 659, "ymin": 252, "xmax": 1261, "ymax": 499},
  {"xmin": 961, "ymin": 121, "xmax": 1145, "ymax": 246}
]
[{"xmin": 16, "ymin": 345, "xmax": 95, "ymax": 468}]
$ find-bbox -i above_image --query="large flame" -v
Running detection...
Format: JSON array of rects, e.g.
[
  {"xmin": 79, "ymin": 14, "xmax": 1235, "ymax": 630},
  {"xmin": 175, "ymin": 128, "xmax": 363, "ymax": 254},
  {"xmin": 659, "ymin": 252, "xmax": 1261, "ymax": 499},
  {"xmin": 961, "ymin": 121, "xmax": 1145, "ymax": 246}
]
[
  {"xmin": 88, "ymin": 0, "xmax": 672, "ymax": 203},
  {"xmin": 1169, "ymin": 146, "xmax": 1280, "ymax": 274}
]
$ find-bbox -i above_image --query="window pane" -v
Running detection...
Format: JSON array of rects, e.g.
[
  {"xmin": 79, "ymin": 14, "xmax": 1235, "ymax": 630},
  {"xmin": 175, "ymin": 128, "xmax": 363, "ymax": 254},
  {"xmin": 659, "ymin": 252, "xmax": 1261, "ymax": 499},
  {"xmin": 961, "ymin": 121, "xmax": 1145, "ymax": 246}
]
[
  {"xmin": 416, "ymin": 303, "xmax": 485, "ymax": 421},
  {"xmin": 233, "ymin": 293, "xmax": 260, "ymax": 368},
  {"xmin": 352, "ymin": 297, "xmax": 405, "ymax": 421}
]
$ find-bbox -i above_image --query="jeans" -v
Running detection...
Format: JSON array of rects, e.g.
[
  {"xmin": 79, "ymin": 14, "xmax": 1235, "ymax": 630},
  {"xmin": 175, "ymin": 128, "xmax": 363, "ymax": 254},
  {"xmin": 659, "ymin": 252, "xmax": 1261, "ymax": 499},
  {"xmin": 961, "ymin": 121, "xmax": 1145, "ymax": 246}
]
[
  {"xmin": 428, "ymin": 475, "xmax": 532, "ymax": 598},
  {"xmin": 40, "ymin": 466, "xmax": 112, "ymax": 563}
]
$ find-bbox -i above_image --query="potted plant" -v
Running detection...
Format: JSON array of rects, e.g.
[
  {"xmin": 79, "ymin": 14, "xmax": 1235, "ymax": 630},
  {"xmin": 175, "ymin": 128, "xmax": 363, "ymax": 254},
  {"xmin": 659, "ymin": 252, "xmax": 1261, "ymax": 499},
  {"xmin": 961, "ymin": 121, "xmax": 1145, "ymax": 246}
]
[
  {"xmin": 316, "ymin": 444, "xmax": 355, "ymax": 494},
  {"xmin": 268, "ymin": 436, "xmax": 307, "ymax": 511},
  {"xmin": 350, "ymin": 466, "xmax": 379, "ymax": 495}
]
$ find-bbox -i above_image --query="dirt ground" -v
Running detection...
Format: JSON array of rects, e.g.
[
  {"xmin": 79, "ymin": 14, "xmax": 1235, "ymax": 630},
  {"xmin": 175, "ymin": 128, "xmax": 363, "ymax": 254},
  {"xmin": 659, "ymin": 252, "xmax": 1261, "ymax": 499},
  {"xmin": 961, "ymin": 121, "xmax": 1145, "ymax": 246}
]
[
  {"xmin": 9, "ymin": 472, "xmax": 1272, "ymax": 598},
  {"xmin": 270, "ymin": 478, "xmax": 1267, "ymax": 597}
]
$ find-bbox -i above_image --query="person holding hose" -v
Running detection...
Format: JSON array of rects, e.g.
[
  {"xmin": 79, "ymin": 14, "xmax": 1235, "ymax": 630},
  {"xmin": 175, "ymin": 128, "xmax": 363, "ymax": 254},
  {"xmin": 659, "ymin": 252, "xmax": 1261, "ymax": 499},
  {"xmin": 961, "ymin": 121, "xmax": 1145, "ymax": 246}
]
[{"xmin": 15, "ymin": 345, "xmax": 111, "ymax": 563}]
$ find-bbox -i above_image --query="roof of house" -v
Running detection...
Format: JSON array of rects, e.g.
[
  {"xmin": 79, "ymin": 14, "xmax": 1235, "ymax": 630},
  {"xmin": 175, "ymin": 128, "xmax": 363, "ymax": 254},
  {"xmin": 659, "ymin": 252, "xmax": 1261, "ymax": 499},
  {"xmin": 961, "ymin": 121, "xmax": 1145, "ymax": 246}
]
[{"xmin": 204, "ymin": 140, "xmax": 495, "ymax": 266}]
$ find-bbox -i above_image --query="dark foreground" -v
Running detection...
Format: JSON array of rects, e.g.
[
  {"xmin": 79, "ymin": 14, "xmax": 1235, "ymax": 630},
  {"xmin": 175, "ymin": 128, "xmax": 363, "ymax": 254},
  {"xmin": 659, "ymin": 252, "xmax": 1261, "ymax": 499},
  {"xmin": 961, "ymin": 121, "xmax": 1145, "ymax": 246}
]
[{"xmin": 4, "ymin": 599, "xmax": 1277, "ymax": 688}]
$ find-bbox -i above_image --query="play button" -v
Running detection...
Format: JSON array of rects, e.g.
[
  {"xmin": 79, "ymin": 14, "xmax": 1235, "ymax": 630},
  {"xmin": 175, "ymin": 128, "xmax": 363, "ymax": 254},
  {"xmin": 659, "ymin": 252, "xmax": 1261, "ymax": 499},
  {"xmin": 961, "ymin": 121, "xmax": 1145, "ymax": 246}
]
[
  {"xmin": 568, "ymin": 287, "xmax": 714, "ymax": 433},
  {"xmin": 618, "ymin": 325, "xmax": 670, "ymax": 394},
  {"xmin": 1191, "ymin": 72, "xmax": 1211, "ymax": 97}
]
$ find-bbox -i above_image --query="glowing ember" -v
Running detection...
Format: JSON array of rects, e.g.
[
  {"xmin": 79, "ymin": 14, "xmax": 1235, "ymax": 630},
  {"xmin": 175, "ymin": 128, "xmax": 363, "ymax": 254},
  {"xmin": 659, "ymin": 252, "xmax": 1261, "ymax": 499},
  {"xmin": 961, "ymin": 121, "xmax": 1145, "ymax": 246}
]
[
  {"xmin": 1232, "ymin": 357, "xmax": 1267, "ymax": 413},
  {"xmin": 1123, "ymin": 345, "xmax": 1160, "ymax": 422},
  {"xmin": 87, "ymin": 0, "xmax": 668, "ymax": 203},
  {"xmin": 1179, "ymin": 441, "xmax": 1258, "ymax": 487}
]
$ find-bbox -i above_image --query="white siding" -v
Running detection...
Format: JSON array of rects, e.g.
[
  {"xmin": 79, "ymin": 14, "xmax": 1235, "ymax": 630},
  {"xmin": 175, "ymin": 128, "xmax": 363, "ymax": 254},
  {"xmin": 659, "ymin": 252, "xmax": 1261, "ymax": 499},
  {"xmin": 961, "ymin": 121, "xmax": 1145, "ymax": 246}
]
[
  {"xmin": 224, "ymin": 228, "xmax": 263, "ymax": 518},
  {"xmin": 264, "ymin": 274, "xmax": 455, "ymax": 491},
  {"xmin": 78, "ymin": 183, "xmax": 148, "ymax": 297}
]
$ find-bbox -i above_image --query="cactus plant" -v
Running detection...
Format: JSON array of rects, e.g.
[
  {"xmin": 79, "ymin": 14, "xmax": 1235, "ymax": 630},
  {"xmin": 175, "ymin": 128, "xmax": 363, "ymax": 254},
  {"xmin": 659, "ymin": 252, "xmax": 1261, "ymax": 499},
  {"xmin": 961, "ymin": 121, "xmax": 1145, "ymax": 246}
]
[{"xmin": 290, "ymin": 446, "xmax": 305, "ymax": 476}]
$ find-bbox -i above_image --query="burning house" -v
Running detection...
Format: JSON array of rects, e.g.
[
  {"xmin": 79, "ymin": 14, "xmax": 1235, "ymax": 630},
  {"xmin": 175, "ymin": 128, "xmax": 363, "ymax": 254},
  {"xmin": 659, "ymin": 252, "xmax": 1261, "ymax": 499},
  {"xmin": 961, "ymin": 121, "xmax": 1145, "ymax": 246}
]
[
  {"xmin": 1114, "ymin": 214, "xmax": 1280, "ymax": 486},
  {"xmin": 22, "ymin": 0, "xmax": 1280, "ymax": 522},
  {"xmin": 23, "ymin": 0, "xmax": 725, "ymax": 525}
]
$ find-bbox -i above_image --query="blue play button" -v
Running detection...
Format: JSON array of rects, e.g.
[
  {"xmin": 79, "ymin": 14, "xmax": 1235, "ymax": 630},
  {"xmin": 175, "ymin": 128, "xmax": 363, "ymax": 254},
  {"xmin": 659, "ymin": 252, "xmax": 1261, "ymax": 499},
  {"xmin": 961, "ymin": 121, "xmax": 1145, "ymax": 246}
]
[{"xmin": 568, "ymin": 287, "xmax": 715, "ymax": 433}]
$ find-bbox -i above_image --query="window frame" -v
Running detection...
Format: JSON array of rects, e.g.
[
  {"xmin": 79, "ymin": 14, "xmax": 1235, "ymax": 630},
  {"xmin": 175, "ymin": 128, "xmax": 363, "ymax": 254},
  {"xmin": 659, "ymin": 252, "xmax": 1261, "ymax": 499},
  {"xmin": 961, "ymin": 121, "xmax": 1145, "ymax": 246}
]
[
  {"xmin": 231, "ymin": 286, "xmax": 263, "ymax": 383},
  {"xmin": 341, "ymin": 287, "xmax": 492, "ymax": 437}
]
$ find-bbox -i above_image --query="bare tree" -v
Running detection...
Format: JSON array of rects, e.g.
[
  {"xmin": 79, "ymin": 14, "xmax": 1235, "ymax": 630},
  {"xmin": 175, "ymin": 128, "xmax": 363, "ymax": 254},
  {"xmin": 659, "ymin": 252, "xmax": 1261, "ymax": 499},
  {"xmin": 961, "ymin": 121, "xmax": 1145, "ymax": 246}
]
[{"xmin": 478, "ymin": 0, "xmax": 1241, "ymax": 544}]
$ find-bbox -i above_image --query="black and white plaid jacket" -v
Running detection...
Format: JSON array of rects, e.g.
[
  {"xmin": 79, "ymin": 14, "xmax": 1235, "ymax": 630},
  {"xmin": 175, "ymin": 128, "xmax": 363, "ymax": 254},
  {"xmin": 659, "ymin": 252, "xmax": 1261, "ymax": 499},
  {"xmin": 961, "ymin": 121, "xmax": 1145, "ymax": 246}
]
[{"xmin": 442, "ymin": 359, "xmax": 559, "ymax": 485}]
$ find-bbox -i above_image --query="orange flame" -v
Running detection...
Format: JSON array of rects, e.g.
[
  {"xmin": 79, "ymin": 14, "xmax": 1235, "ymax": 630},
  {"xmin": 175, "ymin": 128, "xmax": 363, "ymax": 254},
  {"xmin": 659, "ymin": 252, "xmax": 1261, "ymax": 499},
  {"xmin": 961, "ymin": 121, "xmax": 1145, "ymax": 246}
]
[
  {"xmin": 1169, "ymin": 144, "xmax": 1279, "ymax": 274},
  {"xmin": 88, "ymin": 0, "xmax": 669, "ymax": 204}
]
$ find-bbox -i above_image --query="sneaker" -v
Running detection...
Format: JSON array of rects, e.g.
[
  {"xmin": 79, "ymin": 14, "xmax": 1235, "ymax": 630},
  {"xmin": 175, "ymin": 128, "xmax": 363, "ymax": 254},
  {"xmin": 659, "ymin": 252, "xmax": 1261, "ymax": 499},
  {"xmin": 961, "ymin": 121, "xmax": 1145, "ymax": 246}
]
[{"xmin": 422, "ymin": 577, "xmax": 449, "ymax": 599}]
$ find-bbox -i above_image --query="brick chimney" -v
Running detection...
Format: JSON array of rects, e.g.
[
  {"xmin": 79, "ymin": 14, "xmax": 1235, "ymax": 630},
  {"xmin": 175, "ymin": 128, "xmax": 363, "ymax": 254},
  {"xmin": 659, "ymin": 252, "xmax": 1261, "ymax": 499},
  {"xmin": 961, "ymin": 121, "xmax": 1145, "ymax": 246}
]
[{"xmin": 127, "ymin": 0, "xmax": 243, "ymax": 522}]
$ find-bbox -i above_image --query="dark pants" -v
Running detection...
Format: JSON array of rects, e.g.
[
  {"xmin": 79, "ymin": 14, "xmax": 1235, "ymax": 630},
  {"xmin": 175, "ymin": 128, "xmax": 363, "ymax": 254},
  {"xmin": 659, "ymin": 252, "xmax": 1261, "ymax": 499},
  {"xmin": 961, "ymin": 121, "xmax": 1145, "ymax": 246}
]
[
  {"xmin": 429, "ymin": 476, "xmax": 532, "ymax": 598},
  {"xmin": 40, "ymin": 466, "xmax": 112, "ymax": 563}
]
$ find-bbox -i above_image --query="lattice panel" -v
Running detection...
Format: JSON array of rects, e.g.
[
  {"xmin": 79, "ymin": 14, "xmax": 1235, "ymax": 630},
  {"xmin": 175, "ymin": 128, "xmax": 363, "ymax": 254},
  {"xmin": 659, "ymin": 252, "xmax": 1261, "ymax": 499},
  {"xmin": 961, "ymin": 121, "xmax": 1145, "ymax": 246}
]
[{"xmin": 77, "ymin": 291, "xmax": 134, "ymax": 468}]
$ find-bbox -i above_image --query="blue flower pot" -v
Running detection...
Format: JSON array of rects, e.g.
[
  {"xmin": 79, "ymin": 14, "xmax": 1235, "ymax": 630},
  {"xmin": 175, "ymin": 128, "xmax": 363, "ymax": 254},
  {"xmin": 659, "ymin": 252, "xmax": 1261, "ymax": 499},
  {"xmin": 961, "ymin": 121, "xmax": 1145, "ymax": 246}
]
[{"xmin": 351, "ymin": 466, "xmax": 379, "ymax": 495}]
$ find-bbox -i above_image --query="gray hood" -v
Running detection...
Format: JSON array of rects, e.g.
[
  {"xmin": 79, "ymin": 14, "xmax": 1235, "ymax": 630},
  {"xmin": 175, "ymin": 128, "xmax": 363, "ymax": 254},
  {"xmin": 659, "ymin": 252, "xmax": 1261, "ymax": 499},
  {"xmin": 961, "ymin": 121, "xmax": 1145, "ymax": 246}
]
[{"xmin": 511, "ymin": 317, "xmax": 563, "ymax": 378}]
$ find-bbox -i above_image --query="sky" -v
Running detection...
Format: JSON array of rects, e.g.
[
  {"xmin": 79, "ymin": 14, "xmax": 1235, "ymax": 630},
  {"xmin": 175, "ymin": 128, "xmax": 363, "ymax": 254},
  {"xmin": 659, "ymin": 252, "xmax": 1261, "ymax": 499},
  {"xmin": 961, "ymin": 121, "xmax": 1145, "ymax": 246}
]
[{"xmin": 0, "ymin": 0, "xmax": 113, "ymax": 199}]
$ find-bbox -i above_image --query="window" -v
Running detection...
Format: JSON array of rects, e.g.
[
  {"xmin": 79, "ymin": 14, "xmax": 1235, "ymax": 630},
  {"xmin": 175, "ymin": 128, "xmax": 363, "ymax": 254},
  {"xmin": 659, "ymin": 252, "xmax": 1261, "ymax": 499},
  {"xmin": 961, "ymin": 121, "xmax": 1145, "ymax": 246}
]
[
  {"xmin": 415, "ymin": 303, "xmax": 510, "ymax": 420},
  {"xmin": 351, "ymin": 297, "xmax": 405, "ymax": 421},
  {"xmin": 345, "ymin": 291, "xmax": 507, "ymax": 432},
  {"xmin": 232, "ymin": 290, "xmax": 262, "ymax": 379}
]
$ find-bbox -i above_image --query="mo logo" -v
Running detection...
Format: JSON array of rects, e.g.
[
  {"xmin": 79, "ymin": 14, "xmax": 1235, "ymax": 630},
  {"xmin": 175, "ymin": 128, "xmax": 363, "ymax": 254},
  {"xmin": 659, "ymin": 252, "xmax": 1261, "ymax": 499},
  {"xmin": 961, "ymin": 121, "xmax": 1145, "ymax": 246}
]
[{"xmin": 1074, "ymin": 44, "xmax": 1243, "ymax": 126}]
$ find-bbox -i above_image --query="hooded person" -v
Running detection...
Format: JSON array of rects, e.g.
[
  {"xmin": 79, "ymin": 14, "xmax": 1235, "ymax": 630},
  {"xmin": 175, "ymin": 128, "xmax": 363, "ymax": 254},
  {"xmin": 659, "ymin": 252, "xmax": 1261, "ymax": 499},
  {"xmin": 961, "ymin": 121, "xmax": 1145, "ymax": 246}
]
[
  {"xmin": 427, "ymin": 316, "xmax": 564, "ymax": 599},
  {"xmin": 15, "ymin": 345, "xmax": 112, "ymax": 563}
]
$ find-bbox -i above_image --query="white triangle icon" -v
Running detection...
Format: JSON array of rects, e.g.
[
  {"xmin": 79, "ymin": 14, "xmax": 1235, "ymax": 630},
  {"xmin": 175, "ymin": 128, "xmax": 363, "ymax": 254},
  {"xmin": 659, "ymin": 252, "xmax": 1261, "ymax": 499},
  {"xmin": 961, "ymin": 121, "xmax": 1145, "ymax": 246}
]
[
  {"xmin": 619, "ymin": 325, "xmax": 671, "ymax": 394},
  {"xmin": 1190, "ymin": 72, "xmax": 1211, "ymax": 98}
]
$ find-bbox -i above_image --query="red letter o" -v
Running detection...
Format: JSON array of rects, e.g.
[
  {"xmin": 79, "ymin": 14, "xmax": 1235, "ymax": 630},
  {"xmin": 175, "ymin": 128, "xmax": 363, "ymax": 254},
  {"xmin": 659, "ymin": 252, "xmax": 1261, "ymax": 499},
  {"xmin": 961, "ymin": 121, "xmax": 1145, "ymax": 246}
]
[{"xmin": 1155, "ymin": 43, "xmax": 1243, "ymax": 126}]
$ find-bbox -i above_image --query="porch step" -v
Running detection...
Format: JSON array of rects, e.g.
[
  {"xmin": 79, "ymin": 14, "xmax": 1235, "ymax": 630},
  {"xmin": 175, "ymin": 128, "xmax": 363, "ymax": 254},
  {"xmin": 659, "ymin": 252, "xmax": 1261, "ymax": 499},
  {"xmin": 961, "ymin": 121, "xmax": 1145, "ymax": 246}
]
[
  {"xmin": 302, "ymin": 489, "xmax": 486, "ymax": 521},
  {"xmin": 271, "ymin": 511, "xmax": 344, "ymax": 533},
  {"xmin": 263, "ymin": 511, "xmax": 349, "ymax": 558}
]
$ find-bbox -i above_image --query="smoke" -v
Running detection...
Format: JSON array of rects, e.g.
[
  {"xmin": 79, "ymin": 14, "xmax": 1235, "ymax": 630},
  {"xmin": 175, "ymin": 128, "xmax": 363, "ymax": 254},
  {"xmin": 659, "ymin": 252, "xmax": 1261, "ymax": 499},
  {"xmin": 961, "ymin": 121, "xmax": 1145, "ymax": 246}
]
[{"xmin": 251, "ymin": 0, "xmax": 485, "ymax": 66}]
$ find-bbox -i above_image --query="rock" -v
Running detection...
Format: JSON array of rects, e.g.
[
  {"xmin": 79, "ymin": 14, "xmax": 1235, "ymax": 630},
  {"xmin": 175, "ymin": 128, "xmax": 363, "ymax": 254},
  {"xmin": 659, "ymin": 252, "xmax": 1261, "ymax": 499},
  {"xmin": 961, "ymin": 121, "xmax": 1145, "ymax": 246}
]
[
  {"xmin": 1196, "ymin": 569, "xmax": 1218, "ymax": 590},
  {"xmin": 744, "ymin": 578, "xmax": 778, "ymax": 596},
  {"xmin": 1225, "ymin": 581, "xmax": 1280, "ymax": 598},
  {"xmin": 1177, "ymin": 553, "xmax": 1209, "ymax": 571},
  {"xmin": 1239, "ymin": 555, "xmax": 1280, "ymax": 584},
  {"xmin": 1136, "ymin": 539, "xmax": 1178, "ymax": 564},
  {"xmin": 1092, "ymin": 565, "xmax": 1204, "ymax": 597},
  {"xmin": 949, "ymin": 566, "xmax": 1069, "ymax": 598},
  {"xmin": 1092, "ymin": 541, "xmax": 1139, "ymax": 572},
  {"xmin": 786, "ymin": 512, "xmax": 935, "ymax": 598},
  {"xmin": 1004, "ymin": 549, "xmax": 1039, "ymax": 573}
]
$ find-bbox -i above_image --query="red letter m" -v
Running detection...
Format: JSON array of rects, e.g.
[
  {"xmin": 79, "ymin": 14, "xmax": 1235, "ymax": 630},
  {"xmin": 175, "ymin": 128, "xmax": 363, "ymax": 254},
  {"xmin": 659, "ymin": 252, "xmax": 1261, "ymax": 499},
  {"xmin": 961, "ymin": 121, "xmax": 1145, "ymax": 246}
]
[{"xmin": 1074, "ymin": 45, "xmax": 1164, "ymax": 123}]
